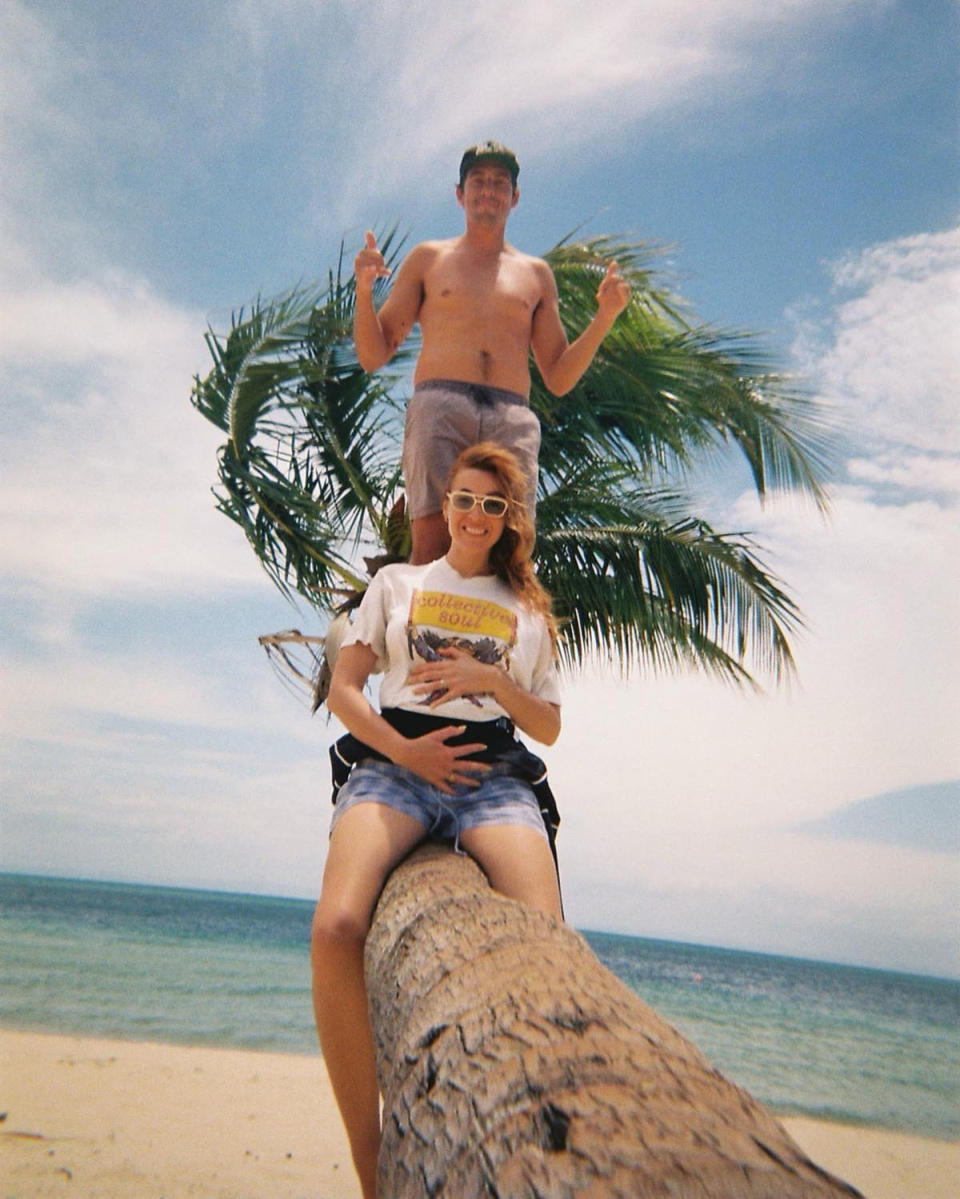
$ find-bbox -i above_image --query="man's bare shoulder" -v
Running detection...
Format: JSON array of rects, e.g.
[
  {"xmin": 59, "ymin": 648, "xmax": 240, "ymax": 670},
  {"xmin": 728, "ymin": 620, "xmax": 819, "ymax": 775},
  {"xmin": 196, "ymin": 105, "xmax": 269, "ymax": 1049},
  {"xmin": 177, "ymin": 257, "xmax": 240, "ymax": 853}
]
[
  {"xmin": 503, "ymin": 243, "xmax": 545, "ymax": 264},
  {"xmin": 392, "ymin": 238, "xmax": 455, "ymax": 283},
  {"xmin": 505, "ymin": 247, "xmax": 557, "ymax": 301},
  {"xmin": 504, "ymin": 244, "xmax": 554, "ymax": 275},
  {"xmin": 406, "ymin": 237, "xmax": 458, "ymax": 261}
]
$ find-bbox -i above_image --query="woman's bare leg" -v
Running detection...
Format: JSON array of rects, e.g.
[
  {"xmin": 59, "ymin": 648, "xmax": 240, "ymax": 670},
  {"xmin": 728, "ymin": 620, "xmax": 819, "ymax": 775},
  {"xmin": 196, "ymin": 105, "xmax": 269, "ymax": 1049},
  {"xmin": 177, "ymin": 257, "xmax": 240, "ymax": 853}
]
[
  {"xmin": 458, "ymin": 824, "xmax": 563, "ymax": 919},
  {"xmin": 311, "ymin": 804, "xmax": 426, "ymax": 1198}
]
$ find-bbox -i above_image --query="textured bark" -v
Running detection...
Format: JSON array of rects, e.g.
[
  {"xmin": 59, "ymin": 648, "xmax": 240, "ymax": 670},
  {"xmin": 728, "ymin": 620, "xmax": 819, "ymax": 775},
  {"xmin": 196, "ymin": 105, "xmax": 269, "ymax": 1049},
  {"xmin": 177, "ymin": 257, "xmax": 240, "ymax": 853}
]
[{"xmin": 365, "ymin": 843, "xmax": 862, "ymax": 1199}]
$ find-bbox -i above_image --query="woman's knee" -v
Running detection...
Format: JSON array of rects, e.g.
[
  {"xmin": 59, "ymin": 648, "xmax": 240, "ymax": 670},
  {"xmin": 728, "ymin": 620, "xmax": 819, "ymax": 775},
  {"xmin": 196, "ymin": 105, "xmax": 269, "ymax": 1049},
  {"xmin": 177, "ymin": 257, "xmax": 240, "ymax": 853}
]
[{"xmin": 311, "ymin": 899, "xmax": 369, "ymax": 956}]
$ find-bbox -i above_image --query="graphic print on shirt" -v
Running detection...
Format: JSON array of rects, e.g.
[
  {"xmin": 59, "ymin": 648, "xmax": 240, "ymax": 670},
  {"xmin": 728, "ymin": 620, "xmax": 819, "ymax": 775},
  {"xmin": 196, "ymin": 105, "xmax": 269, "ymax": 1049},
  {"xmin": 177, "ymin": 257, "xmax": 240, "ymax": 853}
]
[{"xmin": 405, "ymin": 589, "xmax": 518, "ymax": 710}]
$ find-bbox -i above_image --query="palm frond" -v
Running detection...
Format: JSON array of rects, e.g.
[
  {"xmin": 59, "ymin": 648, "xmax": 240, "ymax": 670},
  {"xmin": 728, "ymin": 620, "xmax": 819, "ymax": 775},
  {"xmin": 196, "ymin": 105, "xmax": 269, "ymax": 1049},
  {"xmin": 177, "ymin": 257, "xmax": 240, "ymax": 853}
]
[
  {"xmin": 535, "ymin": 462, "xmax": 799, "ymax": 684},
  {"xmin": 192, "ymin": 226, "xmax": 833, "ymax": 692},
  {"xmin": 536, "ymin": 236, "xmax": 835, "ymax": 510},
  {"xmin": 190, "ymin": 228, "xmax": 413, "ymax": 601}
]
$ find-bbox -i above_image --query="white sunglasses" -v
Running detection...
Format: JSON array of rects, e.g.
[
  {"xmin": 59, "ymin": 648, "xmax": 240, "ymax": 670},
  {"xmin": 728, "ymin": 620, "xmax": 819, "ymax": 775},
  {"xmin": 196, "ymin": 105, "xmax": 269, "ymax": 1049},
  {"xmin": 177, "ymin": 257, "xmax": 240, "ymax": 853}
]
[{"xmin": 446, "ymin": 489, "xmax": 511, "ymax": 517}]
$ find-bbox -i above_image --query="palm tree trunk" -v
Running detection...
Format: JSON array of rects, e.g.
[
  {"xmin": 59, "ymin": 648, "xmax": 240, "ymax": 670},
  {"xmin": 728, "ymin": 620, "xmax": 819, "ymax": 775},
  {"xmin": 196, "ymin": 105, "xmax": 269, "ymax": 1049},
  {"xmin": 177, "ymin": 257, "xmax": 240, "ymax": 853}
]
[{"xmin": 364, "ymin": 843, "xmax": 861, "ymax": 1198}]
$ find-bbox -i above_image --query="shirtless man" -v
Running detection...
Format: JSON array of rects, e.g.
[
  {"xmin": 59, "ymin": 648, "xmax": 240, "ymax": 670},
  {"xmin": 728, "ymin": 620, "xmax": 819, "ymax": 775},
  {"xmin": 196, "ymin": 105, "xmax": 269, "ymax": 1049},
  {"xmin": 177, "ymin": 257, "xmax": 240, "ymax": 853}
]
[{"xmin": 354, "ymin": 141, "xmax": 632, "ymax": 563}]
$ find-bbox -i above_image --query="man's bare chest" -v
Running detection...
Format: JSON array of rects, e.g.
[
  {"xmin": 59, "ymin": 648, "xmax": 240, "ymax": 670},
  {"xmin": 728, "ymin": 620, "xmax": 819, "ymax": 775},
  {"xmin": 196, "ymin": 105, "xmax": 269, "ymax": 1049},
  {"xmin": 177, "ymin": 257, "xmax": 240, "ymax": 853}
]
[{"xmin": 422, "ymin": 258, "xmax": 540, "ymax": 326}]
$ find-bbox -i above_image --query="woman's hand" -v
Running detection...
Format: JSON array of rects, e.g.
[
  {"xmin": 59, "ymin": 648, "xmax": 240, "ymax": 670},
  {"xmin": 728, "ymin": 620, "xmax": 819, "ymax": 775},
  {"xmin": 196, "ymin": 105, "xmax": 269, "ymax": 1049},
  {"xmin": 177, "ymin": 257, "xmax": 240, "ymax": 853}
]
[
  {"xmin": 408, "ymin": 648, "xmax": 500, "ymax": 706},
  {"xmin": 328, "ymin": 644, "xmax": 491, "ymax": 793},
  {"xmin": 408, "ymin": 646, "xmax": 560, "ymax": 745},
  {"xmin": 394, "ymin": 726, "xmax": 490, "ymax": 794}
]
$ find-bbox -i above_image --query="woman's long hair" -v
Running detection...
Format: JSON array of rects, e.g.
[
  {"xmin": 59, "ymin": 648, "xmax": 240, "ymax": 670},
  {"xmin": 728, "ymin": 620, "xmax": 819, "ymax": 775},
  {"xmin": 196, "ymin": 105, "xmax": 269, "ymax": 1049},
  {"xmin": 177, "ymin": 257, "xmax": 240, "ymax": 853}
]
[{"xmin": 444, "ymin": 442, "xmax": 557, "ymax": 649}]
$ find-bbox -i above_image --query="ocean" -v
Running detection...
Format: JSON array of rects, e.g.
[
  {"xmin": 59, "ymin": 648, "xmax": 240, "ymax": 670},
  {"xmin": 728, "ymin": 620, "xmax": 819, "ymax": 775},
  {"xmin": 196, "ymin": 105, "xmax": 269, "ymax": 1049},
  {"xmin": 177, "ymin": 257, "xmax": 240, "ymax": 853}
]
[{"xmin": 2, "ymin": 872, "xmax": 957, "ymax": 1141}]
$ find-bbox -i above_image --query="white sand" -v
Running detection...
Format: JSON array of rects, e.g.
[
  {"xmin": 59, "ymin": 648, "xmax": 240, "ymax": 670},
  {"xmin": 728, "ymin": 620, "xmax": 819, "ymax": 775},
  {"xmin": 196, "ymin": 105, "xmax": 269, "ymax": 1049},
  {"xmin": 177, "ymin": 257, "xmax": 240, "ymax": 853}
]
[
  {"xmin": 783, "ymin": 1115, "xmax": 959, "ymax": 1199},
  {"xmin": 1, "ymin": 1029, "xmax": 357, "ymax": 1198},
  {"xmin": 2, "ymin": 1029, "xmax": 956, "ymax": 1197}
]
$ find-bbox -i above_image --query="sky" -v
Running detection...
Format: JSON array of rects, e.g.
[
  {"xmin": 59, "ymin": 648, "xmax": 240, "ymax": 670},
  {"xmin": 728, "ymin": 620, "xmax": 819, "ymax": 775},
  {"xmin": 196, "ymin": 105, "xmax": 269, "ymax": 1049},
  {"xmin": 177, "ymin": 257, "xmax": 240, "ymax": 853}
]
[{"xmin": 2, "ymin": 0, "xmax": 958, "ymax": 978}]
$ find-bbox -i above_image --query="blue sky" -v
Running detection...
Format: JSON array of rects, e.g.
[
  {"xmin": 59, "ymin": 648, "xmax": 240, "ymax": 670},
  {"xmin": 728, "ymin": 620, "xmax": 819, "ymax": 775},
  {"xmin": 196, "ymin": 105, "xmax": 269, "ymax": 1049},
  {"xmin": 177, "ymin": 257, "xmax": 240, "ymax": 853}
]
[{"xmin": 2, "ymin": 0, "xmax": 958, "ymax": 977}]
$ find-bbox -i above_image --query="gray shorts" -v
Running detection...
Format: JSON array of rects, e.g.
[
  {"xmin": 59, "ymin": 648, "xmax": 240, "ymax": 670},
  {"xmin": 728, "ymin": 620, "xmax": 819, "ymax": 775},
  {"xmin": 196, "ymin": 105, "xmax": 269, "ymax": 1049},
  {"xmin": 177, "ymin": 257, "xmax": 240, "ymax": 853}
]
[
  {"xmin": 330, "ymin": 758, "xmax": 548, "ymax": 848},
  {"xmin": 402, "ymin": 379, "xmax": 541, "ymax": 519}
]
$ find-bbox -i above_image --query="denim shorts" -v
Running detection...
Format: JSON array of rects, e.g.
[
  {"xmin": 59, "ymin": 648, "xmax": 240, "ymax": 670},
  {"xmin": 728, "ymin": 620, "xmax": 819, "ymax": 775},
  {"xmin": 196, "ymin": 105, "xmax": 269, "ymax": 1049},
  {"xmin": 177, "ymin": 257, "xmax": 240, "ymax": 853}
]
[{"xmin": 330, "ymin": 758, "xmax": 548, "ymax": 847}]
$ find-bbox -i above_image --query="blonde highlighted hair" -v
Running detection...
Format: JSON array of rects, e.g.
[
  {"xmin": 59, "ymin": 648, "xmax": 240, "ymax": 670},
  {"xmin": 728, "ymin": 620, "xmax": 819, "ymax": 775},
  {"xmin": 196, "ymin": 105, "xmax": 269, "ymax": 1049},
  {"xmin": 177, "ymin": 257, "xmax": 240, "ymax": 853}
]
[{"xmin": 444, "ymin": 442, "xmax": 557, "ymax": 649}]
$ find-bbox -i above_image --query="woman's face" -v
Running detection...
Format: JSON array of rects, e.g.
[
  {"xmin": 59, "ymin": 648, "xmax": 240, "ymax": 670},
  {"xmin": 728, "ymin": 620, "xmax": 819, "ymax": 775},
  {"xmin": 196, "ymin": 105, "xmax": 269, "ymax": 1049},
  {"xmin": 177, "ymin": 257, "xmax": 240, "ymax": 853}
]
[{"xmin": 443, "ymin": 466, "xmax": 509, "ymax": 558}]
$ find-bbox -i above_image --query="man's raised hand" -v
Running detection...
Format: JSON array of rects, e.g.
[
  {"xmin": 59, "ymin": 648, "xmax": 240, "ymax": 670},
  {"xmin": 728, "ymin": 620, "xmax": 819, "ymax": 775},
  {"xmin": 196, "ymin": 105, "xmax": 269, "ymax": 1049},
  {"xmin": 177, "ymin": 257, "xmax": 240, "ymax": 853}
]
[
  {"xmin": 354, "ymin": 230, "xmax": 392, "ymax": 290},
  {"xmin": 596, "ymin": 260, "xmax": 631, "ymax": 321}
]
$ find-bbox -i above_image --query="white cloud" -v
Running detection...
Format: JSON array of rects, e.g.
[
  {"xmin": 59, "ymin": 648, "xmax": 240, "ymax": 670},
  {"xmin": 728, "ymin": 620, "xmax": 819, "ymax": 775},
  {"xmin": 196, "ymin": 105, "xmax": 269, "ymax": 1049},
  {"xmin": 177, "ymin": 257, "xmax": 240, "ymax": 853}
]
[
  {"xmin": 847, "ymin": 452, "xmax": 960, "ymax": 495},
  {"xmin": 295, "ymin": 0, "xmax": 884, "ymax": 217},
  {"xmin": 3, "ymin": 213, "xmax": 957, "ymax": 973},
  {"xmin": 0, "ymin": 644, "xmax": 304, "ymax": 745},
  {"xmin": 548, "ymin": 222, "xmax": 960, "ymax": 973},
  {"xmin": 0, "ymin": 265, "xmax": 263, "ymax": 598},
  {"xmin": 0, "ymin": 608, "xmax": 334, "ymax": 895},
  {"xmin": 3, "ymin": 0, "xmax": 882, "ymax": 239},
  {"xmin": 1, "ymin": 1, "xmax": 957, "ymax": 974},
  {"xmin": 0, "ymin": 2, "xmax": 117, "ymax": 277},
  {"xmin": 804, "ymin": 225, "xmax": 960, "ymax": 454},
  {"xmin": 0, "ymin": 3, "xmax": 79, "ymax": 158},
  {"xmin": 2, "ymin": 742, "xmax": 331, "ymax": 897}
]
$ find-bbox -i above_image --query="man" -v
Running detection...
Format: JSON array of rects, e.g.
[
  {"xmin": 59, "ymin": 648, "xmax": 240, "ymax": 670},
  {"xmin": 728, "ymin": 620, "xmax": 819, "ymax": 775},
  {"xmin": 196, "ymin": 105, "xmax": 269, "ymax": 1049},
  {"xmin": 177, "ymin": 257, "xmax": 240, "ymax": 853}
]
[{"xmin": 354, "ymin": 140, "xmax": 632, "ymax": 564}]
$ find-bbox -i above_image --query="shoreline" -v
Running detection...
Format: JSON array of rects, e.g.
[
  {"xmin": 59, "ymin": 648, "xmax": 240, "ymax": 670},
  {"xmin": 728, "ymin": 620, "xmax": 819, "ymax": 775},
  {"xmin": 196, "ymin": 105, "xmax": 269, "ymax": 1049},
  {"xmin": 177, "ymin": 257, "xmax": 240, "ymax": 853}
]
[{"xmin": 2, "ymin": 1028, "xmax": 957, "ymax": 1198}]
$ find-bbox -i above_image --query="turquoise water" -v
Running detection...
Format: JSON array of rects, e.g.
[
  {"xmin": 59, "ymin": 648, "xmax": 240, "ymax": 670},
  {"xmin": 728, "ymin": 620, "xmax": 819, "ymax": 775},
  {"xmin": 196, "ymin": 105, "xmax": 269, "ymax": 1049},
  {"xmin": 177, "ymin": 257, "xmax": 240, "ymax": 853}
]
[{"xmin": 2, "ymin": 873, "xmax": 957, "ymax": 1140}]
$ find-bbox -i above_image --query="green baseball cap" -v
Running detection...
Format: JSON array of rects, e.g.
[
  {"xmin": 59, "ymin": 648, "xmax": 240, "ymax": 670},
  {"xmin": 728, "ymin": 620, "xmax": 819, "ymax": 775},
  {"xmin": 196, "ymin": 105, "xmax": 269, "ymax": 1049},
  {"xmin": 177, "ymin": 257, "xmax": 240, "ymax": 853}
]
[{"xmin": 458, "ymin": 141, "xmax": 520, "ymax": 187}]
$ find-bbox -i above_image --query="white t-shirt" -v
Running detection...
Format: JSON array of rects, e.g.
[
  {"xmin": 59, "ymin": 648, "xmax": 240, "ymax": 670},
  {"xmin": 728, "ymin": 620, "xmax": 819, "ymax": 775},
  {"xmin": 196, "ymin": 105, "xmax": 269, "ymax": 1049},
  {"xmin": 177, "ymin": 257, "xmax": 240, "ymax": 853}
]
[{"xmin": 341, "ymin": 558, "xmax": 561, "ymax": 723}]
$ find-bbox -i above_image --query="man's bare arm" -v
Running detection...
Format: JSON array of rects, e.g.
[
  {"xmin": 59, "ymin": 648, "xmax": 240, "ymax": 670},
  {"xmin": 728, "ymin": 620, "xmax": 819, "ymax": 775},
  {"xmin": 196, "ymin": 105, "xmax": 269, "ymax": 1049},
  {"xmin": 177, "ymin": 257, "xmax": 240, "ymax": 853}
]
[
  {"xmin": 531, "ymin": 261, "xmax": 631, "ymax": 397},
  {"xmin": 352, "ymin": 232, "xmax": 427, "ymax": 371}
]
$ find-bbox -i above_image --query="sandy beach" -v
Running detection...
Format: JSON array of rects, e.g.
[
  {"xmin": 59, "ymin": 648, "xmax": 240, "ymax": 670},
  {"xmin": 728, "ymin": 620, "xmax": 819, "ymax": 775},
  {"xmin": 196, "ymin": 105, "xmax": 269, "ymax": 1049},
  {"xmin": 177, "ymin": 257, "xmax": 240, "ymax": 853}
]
[{"xmin": 1, "ymin": 1028, "xmax": 957, "ymax": 1198}]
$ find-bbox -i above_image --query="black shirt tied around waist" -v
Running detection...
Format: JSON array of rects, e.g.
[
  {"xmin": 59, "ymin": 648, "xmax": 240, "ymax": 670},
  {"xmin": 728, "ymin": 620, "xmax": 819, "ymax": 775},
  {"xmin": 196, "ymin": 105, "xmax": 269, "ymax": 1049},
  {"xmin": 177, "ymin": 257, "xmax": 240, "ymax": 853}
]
[{"xmin": 329, "ymin": 707, "xmax": 561, "ymax": 879}]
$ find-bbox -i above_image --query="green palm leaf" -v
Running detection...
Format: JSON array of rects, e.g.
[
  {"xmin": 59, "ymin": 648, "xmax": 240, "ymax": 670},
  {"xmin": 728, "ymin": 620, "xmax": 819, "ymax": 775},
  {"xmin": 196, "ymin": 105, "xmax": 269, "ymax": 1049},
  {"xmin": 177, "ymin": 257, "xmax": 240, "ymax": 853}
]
[
  {"xmin": 536, "ymin": 235, "xmax": 833, "ymax": 507},
  {"xmin": 192, "ymin": 229, "xmax": 411, "ymax": 601},
  {"xmin": 191, "ymin": 227, "xmax": 832, "ymax": 693},
  {"xmin": 535, "ymin": 460, "xmax": 799, "ymax": 683}
]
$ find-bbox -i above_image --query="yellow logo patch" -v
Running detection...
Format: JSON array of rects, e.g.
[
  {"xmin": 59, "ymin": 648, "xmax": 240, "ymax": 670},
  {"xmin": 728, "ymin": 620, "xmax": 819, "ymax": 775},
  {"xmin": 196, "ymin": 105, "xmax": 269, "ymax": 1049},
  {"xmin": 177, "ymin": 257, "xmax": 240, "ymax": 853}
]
[{"xmin": 408, "ymin": 591, "xmax": 517, "ymax": 644}]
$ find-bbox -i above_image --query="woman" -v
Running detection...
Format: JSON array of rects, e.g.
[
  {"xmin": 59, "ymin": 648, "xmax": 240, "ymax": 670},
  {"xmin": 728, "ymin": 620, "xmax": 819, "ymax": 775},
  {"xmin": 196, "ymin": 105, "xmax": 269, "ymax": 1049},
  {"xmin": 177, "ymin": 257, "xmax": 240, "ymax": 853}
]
[{"xmin": 311, "ymin": 442, "xmax": 563, "ymax": 1198}]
